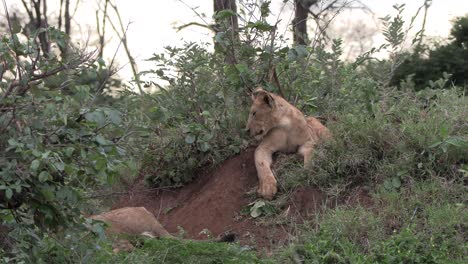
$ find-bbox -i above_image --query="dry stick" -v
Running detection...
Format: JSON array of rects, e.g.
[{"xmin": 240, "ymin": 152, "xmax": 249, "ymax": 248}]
[
  {"xmin": 97, "ymin": 0, "xmax": 109, "ymax": 58},
  {"xmin": 108, "ymin": 1, "xmax": 143, "ymax": 94},
  {"xmin": 177, "ymin": 0, "xmax": 210, "ymax": 26},
  {"xmin": 415, "ymin": 0, "xmax": 431, "ymax": 55},
  {"xmin": 20, "ymin": 0, "xmax": 34, "ymax": 20}
]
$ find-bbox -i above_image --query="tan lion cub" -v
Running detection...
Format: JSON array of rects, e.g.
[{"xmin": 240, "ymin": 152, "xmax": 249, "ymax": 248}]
[{"xmin": 246, "ymin": 88, "xmax": 331, "ymax": 200}]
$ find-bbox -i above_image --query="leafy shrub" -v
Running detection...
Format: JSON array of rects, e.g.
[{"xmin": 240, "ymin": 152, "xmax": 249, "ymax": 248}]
[
  {"xmin": 391, "ymin": 15, "xmax": 468, "ymax": 89},
  {"xmin": 0, "ymin": 25, "xmax": 143, "ymax": 261},
  {"xmin": 141, "ymin": 43, "xmax": 248, "ymax": 187}
]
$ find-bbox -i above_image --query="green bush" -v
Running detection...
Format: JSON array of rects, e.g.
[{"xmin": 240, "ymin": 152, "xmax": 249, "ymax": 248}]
[
  {"xmin": 391, "ymin": 15, "xmax": 468, "ymax": 89},
  {"xmin": 0, "ymin": 25, "xmax": 145, "ymax": 262},
  {"xmin": 141, "ymin": 43, "xmax": 248, "ymax": 187}
]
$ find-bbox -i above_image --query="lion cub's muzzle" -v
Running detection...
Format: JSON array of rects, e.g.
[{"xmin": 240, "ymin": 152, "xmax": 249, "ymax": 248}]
[{"xmin": 246, "ymin": 127, "xmax": 264, "ymax": 136}]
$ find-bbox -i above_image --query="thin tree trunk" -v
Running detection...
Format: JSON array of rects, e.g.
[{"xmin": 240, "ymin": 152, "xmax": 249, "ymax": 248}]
[
  {"xmin": 292, "ymin": 0, "xmax": 316, "ymax": 45},
  {"xmin": 64, "ymin": 0, "xmax": 70, "ymax": 35},
  {"xmin": 32, "ymin": 0, "xmax": 50, "ymax": 56},
  {"xmin": 97, "ymin": 0, "xmax": 109, "ymax": 58},
  {"xmin": 58, "ymin": 0, "xmax": 63, "ymax": 29},
  {"xmin": 213, "ymin": 0, "xmax": 239, "ymax": 64}
]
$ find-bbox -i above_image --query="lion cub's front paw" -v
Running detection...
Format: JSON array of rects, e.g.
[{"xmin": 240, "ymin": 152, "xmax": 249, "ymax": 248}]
[{"xmin": 257, "ymin": 181, "xmax": 277, "ymax": 200}]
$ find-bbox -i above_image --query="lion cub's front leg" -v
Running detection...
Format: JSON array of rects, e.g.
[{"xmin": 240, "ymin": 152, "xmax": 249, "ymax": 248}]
[{"xmin": 254, "ymin": 146, "xmax": 277, "ymax": 200}]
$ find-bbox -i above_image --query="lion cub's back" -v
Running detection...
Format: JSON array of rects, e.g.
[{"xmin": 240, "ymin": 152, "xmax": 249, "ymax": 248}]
[{"xmin": 306, "ymin": 117, "xmax": 332, "ymax": 142}]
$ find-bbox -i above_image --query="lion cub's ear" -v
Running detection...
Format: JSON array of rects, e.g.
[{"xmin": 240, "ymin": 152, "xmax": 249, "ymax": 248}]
[
  {"xmin": 252, "ymin": 88, "xmax": 275, "ymax": 108},
  {"xmin": 251, "ymin": 87, "xmax": 266, "ymax": 101}
]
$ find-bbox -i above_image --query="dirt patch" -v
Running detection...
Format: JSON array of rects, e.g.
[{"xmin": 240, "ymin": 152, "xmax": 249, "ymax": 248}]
[{"xmin": 113, "ymin": 149, "xmax": 373, "ymax": 251}]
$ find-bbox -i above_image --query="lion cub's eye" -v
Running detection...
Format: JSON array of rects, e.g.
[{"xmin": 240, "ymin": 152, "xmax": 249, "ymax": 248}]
[{"xmin": 252, "ymin": 112, "xmax": 256, "ymax": 117}]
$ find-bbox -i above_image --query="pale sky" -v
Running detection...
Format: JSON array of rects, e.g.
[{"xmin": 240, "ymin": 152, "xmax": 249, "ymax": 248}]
[{"xmin": 4, "ymin": 0, "xmax": 468, "ymax": 81}]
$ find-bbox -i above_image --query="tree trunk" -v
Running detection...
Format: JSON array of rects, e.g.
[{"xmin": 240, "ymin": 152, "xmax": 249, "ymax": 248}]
[
  {"xmin": 32, "ymin": 0, "xmax": 50, "ymax": 56},
  {"xmin": 64, "ymin": 0, "xmax": 70, "ymax": 35},
  {"xmin": 213, "ymin": 0, "xmax": 239, "ymax": 64},
  {"xmin": 292, "ymin": 0, "xmax": 317, "ymax": 45}
]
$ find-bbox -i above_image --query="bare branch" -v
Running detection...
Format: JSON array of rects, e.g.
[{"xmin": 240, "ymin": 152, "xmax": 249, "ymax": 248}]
[
  {"xmin": 107, "ymin": 1, "xmax": 143, "ymax": 93},
  {"xmin": 176, "ymin": 22, "xmax": 214, "ymax": 32}
]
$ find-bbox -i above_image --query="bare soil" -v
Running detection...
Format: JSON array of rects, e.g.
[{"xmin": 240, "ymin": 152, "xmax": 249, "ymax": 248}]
[{"xmin": 113, "ymin": 149, "xmax": 372, "ymax": 251}]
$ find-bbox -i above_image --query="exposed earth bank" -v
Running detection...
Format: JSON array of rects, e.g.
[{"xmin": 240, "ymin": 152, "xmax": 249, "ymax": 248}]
[{"xmin": 113, "ymin": 149, "xmax": 372, "ymax": 250}]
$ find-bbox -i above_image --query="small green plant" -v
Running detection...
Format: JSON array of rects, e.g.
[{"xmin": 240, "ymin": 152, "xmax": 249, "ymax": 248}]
[{"xmin": 245, "ymin": 200, "xmax": 278, "ymax": 218}]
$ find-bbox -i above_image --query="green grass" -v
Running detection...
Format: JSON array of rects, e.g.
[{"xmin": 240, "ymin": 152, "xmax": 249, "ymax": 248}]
[
  {"xmin": 96, "ymin": 238, "xmax": 271, "ymax": 264},
  {"xmin": 276, "ymin": 179, "xmax": 467, "ymax": 264}
]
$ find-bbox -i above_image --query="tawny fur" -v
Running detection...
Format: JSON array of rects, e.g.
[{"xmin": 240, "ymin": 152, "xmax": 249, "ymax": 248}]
[
  {"xmin": 89, "ymin": 207, "xmax": 173, "ymax": 253},
  {"xmin": 246, "ymin": 88, "xmax": 331, "ymax": 200}
]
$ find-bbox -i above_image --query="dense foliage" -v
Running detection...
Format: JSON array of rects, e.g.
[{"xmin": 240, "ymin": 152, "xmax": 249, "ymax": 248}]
[
  {"xmin": 391, "ymin": 16, "xmax": 468, "ymax": 88},
  {"xmin": 0, "ymin": 25, "xmax": 149, "ymax": 262}
]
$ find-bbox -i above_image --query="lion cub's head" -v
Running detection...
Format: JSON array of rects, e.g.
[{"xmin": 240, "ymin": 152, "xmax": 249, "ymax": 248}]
[{"xmin": 246, "ymin": 88, "xmax": 279, "ymax": 140}]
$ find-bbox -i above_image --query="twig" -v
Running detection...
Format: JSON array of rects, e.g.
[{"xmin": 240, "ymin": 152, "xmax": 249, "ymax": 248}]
[
  {"xmin": 108, "ymin": 1, "xmax": 143, "ymax": 93},
  {"xmin": 176, "ymin": 22, "xmax": 214, "ymax": 32}
]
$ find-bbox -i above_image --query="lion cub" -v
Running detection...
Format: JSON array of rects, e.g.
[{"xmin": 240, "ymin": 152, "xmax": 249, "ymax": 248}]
[{"xmin": 246, "ymin": 88, "xmax": 331, "ymax": 200}]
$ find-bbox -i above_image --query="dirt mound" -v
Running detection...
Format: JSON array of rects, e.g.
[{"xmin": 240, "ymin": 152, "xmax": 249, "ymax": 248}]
[{"xmin": 113, "ymin": 149, "xmax": 372, "ymax": 251}]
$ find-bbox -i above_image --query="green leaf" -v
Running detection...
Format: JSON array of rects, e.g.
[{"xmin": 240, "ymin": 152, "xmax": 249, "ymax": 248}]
[
  {"xmin": 11, "ymin": 20, "xmax": 22, "ymax": 34},
  {"xmin": 7, "ymin": 138, "xmax": 18, "ymax": 147},
  {"xmin": 185, "ymin": 134, "xmax": 196, "ymax": 144},
  {"xmin": 440, "ymin": 124, "xmax": 449, "ymax": 139},
  {"xmin": 250, "ymin": 201, "xmax": 266, "ymax": 218},
  {"xmin": 40, "ymin": 186, "xmax": 55, "ymax": 201},
  {"xmin": 428, "ymin": 141, "xmax": 442, "ymax": 148},
  {"xmin": 65, "ymin": 147, "xmax": 75, "ymax": 157},
  {"xmin": 32, "ymin": 149, "xmax": 42, "ymax": 158},
  {"xmin": 30, "ymin": 159, "xmax": 41, "ymax": 171},
  {"xmin": 445, "ymin": 136, "xmax": 468, "ymax": 148},
  {"xmin": 54, "ymin": 162, "xmax": 65, "ymax": 172},
  {"xmin": 95, "ymin": 135, "xmax": 111, "ymax": 146},
  {"xmin": 247, "ymin": 21, "xmax": 273, "ymax": 31},
  {"xmin": 295, "ymin": 45, "xmax": 309, "ymax": 58},
  {"xmin": 215, "ymin": 9, "xmax": 236, "ymax": 20},
  {"xmin": 85, "ymin": 110, "xmax": 106, "ymax": 127},
  {"xmin": 235, "ymin": 63, "xmax": 248, "ymax": 74},
  {"xmin": 107, "ymin": 109, "xmax": 122, "ymax": 125},
  {"xmin": 96, "ymin": 158, "xmax": 107, "ymax": 171},
  {"xmin": 5, "ymin": 189, "xmax": 13, "ymax": 200},
  {"xmin": 199, "ymin": 142, "xmax": 211, "ymax": 152},
  {"xmin": 392, "ymin": 177, "xmax": 401, "ymax": 188},
  {"xmin": 260, "ymin": 1, "xmax": 271, "ymax": 17},
  {"xmin": 384, "ymin": 179, "xmax": 393, "ymax": 190},
  {"xmin": 38, "ymin": 171, "xmax": 51, "ymax": 183}
]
